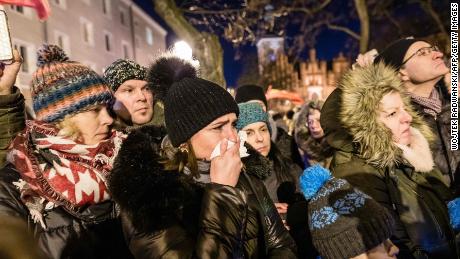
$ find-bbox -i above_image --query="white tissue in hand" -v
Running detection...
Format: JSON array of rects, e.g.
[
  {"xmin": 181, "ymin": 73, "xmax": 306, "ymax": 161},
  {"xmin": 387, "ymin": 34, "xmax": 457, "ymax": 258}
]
[{"xmin": 210, "ymin": 131, "xmax": 249, "ymax": 160}]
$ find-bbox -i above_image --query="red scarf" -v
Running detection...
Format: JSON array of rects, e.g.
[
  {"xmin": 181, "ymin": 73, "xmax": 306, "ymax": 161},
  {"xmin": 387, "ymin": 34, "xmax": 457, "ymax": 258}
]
[{"xmin": 8, "ymin": 120, "xmax": 125, "ymax": 217}]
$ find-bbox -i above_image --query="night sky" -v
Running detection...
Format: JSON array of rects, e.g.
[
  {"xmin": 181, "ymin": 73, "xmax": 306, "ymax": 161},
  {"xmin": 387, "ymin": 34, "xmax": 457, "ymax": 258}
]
[{"xmin": 134, "ymin": 0, "xmax": 349, "ymax": 87}]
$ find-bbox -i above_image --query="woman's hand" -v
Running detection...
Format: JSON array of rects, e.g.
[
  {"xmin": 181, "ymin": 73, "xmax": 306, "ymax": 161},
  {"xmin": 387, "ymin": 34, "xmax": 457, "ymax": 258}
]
[
  {"xmin": 210, "ymin": 138, "xmax": 242, "ymax": 187},
  {"xmin": 352, "ymin": 49, "xmax": 378, "ymax": 70},
  {"xmin": 0, "ymin": 49, "xmax": 22, "ymax": 95},
  {"xmin": 275, "ymin": 203, "xmax": 290, "ymax": 230}
]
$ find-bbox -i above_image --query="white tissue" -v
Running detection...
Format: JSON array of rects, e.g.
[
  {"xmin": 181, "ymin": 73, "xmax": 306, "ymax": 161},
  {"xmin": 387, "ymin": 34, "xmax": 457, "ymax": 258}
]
[{"xmin": 210, "ymin": 131, "xmax": 249, "ymax": 160}]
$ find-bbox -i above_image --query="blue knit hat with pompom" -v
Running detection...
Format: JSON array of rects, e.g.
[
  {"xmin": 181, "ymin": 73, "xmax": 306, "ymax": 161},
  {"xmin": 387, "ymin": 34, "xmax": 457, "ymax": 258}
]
[{"xmin": 300, "ymin": 165, "xmax": 395, "ymax": 259}]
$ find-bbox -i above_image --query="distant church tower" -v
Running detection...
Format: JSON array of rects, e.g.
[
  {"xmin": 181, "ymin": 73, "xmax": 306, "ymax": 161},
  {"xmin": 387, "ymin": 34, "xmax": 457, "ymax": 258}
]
[{"xmin": 256, "ymin": 37, "xmax": 284, "ymax": 74}]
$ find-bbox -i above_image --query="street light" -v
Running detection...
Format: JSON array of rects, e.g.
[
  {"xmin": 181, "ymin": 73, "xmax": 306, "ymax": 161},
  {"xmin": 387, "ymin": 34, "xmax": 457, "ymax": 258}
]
[
  {"xmin": 172, "ymin": 41, "xmax": 199, "ymax": 67},
  {"xmin": 173, "ymin": 41, "xmax": 192, "ymax": 60}
]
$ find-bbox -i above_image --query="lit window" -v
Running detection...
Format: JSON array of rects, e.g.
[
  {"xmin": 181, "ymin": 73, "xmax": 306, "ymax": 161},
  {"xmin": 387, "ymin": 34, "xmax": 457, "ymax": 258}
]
[
  {"xmin": 104, "ymin": 32, "xmax": 113, "ymax": 52},
  {"xmin": 12, "ymin": 42, "xmax": 34, "ymax": 73},
  {"xmin": 10, "ymin": 5, "xmax": 24, "ymax": 13},
  {"xmin": 145, "ymin": 27, "xmax": 153, "ymax": 46},
  {"xmin": 54, "ymin": 31, "xmax": 70, "ymax": 55},
  {"xmin": 122, "ymin": 42, "xmax": 130, "ymax": 59},
  {"xmin": 102, "ymin": 0, "xmax": 111, "ymax": 16},
  {"xmin": 80, "ymin": 18, "xmax": 94, "ymax": 46},
  {"xmin": 120, "ymin": 8, "xmax": 127, "ymax": 26}
]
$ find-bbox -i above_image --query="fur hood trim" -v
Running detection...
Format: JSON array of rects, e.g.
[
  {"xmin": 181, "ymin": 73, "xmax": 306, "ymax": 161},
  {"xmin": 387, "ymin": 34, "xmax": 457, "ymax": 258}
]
[
  {"xmin": 397, "ymin": 127, "xmax": 434, "ymax": 172},
  {"xmin": 108, "ymin": 125, "xmax": 271, "ymax": 234},
  {"xmin": 339, "ymin": 62, "xmax": 434, "ymax": 169}
]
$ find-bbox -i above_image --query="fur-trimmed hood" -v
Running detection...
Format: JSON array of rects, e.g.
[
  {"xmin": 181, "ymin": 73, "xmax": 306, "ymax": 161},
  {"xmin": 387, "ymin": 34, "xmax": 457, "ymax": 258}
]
[
  {"xmin": 322, "ymin": 63, "xmax": 434, "ymax": 170},
  {"xmin": 108, "ymin": 125, "xmax": 271, "ymax": 234}
]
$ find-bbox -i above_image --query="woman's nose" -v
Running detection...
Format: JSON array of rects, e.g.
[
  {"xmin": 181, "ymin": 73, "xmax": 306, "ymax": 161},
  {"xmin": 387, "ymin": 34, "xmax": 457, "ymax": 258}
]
[
  {"xmin": 387, "ymin": 240, "xmax": 399, "ymax": 257},
  {"xmin": 100, "ymin": 107, "xmax": 114, "ymax": 126},
  {"xmin": 401, "ymin": 109, "xmax": 412, "ymax": 124},
  {"xmin": 225, "ymin": 126, "xmax": 238, "ymax": 142}
]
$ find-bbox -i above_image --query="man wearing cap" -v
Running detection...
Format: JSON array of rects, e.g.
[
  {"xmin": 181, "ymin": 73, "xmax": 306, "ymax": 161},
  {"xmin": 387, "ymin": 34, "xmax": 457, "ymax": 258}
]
[
  {"xmin": 103, "ymin": 59, "xmax": 164, "ymax": 132},
  {"xmin": 375, "ymin": 38, "xmax": 459, "ymax": 190}
]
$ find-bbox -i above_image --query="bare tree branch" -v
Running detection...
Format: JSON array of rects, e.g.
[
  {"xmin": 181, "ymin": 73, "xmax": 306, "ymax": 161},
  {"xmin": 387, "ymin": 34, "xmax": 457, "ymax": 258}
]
[
  {"xmin": 354, "ymin": 0, "xmax": 369, "ymax": 52},
  {"xmin": 182, "ymin": 8, "xmax": 242, "ymax": 15},
  {"xmin": 327, "ymin": 23, "xmax": 361, "ymax": 40},
  {"xmin": 154, "ymin": 0, "xmax": 225, "ymax": 86}
]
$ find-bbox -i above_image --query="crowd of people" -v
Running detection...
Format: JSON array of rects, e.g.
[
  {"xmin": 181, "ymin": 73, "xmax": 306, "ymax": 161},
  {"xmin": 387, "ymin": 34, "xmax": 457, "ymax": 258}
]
[{"xmin": 0, "ymin": 36, "xmax": 457, "ymax": 259}]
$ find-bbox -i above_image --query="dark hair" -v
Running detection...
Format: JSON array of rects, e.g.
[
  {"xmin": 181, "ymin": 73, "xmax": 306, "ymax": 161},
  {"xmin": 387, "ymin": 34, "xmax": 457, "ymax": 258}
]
[{"xmin": 267, "ymin": 141, "xmax": 297, "ymax": 184}]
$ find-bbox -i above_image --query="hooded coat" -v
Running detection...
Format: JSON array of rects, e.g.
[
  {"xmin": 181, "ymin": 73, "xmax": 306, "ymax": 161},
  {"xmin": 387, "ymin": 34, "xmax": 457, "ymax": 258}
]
[
  {"xmin": 294, "ymin": 102, "xmax": 333, "ymax": 168},
  {"xmin": 108, "ymin": 125, "xmax": 297, "ymax": 259},
  {"xmin": 321, "ymin": 63, "xmax": 458, "ymax": 258}
]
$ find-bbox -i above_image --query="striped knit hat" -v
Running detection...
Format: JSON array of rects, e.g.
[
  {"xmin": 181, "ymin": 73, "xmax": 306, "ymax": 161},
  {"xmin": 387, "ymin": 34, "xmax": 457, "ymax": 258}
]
[{"xmin": 32, "ymin": 44, "xmax": 113, "ymax": 122}]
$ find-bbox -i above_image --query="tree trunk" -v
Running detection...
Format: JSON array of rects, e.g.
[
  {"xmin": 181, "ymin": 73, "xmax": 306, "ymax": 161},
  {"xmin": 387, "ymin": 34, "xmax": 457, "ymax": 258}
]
[
  {"xmin": 354, "ymin": 0, "xmax": 369, "ymax": 53},
  {"xmin": 154, "ymin": 0, "xmax": 226, "ymax": 87}
]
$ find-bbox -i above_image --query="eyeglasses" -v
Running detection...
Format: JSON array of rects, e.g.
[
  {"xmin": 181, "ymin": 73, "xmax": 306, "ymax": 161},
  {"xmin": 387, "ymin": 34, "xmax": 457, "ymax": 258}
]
[{"xmin": 400, "ymin": 45, "xmax": 440, "ymax": 67}]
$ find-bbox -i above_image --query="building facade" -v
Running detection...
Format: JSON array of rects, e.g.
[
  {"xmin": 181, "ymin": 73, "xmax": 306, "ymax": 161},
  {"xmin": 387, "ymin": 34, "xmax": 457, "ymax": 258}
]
[
  {"xmin": 297, "ymin": 49, "xmax": 350, "ymax": 101},
  {"xmin": 2, "ymin": 0, "xmax": 167, "ymax": 113},
  {"xmin": 256, "ymin": 36, "xmax": 350, "ymax": 102}
]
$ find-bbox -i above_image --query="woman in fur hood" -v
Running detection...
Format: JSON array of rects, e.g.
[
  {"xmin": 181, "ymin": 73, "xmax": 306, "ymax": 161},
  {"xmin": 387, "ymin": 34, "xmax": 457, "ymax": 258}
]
[
  {"xmin": 108, "ymin": 56, "xmax": 297, "ymax": 258},
  {"xmin": 320, "ymin": 62, "xmax": 459, "ymax": 258}
]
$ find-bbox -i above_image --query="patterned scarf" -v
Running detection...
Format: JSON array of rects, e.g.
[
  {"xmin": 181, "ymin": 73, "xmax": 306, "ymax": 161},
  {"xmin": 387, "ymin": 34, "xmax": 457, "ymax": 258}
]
[
  {"xmin": 409, "ymin": 88, "xmax": 442, "ymax": 118},
  {"xmin": 7, "ymin": 120, "xmax": 125, "ymax": 228}
]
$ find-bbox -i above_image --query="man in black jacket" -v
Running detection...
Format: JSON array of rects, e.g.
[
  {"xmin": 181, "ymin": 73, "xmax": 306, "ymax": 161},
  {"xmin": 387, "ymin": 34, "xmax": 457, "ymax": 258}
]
[{"xmin": 375, "ymin": 38, "xmax": 460, "ymax": 191}]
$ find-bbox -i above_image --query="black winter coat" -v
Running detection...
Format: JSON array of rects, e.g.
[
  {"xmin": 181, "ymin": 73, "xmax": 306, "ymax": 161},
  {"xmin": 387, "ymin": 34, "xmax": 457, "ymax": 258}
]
[
  {"xmin": 108, "ymin": 125, "xmax": 297, "ymax": 259},
  {"xmin": 0, "ymin": 165, "xmax": 134, "ymax": 259},
  {"xmin": 410, "ymin": 86, "xmax": 460, "ymax": 191}
]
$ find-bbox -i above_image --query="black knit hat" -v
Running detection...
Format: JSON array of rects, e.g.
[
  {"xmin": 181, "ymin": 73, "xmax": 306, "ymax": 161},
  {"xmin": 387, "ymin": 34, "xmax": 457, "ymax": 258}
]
[
  {"xmin": 148, "ymin": 55, "xmax": 239, "ymax": 147},
  {"xmin": 374, "ymin": 38, "xmax": 418, "ymax": 69},
  {"xmin": 103, "ymin": 59, "xmax": 147, "ymax": 91},
  {"xmin": 235, "ymin": 84, "xmax": 268, "ymax": 108},
  {"xmin": 300, "ymin": 165, "xmax": 395, "ymax": 259}
]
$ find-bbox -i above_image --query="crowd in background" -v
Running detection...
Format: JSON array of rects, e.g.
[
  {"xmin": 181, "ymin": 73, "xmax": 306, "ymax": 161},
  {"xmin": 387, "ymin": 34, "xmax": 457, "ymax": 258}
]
[{"xmin": 0, "ymin": 36, "xmax": 458, "ymax": 259}]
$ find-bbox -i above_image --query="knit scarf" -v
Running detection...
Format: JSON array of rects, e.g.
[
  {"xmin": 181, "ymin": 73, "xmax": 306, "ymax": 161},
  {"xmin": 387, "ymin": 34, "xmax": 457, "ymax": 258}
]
[
  {"xmin": 7, "ymin": 120, "xmax": 125, "ymax": 229},
  {"xmin": 410, "ymin": 88, "xmax": 442, "ymax": 118}
]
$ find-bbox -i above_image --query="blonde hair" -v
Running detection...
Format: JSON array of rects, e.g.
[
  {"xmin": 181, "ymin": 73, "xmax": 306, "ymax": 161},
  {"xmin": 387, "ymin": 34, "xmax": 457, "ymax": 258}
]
[
  {"xmin": 57, "ymin": 115, "xmax": 82, "ymax": 141},
  {"xmin": 55, "ymin": 104, "xmax": 104, "ymax": 142}
]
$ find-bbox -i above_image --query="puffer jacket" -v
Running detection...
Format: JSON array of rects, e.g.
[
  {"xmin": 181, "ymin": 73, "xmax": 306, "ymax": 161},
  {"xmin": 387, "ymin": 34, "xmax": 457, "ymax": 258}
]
[
  {"xmin": 0, "ymin": 165, "xmax": 134, "ymax": 259},
  {"xmin": 108, "ymin": 125, "xmax": 297, "ymax": 259},
  {"xmin": 0, "ymin": 87, "xmax": 25, "ymax": 167},
  {"xmin": 321, "ymin": 64, "xmax": 459, "ymax": 258},
  {"xmin": 410, "ymin": 83, "xmax": 460, "ymax": 191}
]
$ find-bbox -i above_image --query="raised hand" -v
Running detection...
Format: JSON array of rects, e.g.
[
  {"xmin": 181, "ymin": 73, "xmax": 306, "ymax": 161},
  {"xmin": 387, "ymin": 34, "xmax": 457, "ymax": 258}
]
[
  {"xmin": 0, "ymin": 49, "xmax": 22, "ymax": 95},
  {"xmin": 210, "ymin": 138, "xmax": 242, "ymax": 187}
]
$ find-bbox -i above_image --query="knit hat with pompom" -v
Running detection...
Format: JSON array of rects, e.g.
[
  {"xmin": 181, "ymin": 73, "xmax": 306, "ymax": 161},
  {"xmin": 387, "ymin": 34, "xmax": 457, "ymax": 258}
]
[
  {"xmin": 32, "ymin": 44, "xmax": 113, "ymax": 122},
  {"xmin": 300, "ymin": 165, "xmax": 395, "ymax": 259},
  {"xmin": 147, "ymin": 54, "xmax": 238, "ymax": 147}
]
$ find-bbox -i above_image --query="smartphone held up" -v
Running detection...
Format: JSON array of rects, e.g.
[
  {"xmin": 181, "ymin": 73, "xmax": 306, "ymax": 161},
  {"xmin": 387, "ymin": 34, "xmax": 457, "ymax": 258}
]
[{"xmin": 0, "ymin": 10, "xmax": 13, "ymax": 62}]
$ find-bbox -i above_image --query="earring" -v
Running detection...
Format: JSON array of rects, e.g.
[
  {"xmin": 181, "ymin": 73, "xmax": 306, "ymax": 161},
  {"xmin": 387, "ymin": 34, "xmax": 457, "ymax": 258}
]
[{"xmin": 179, "ymin": 144, "xmax": 189, "ymax": 154}]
